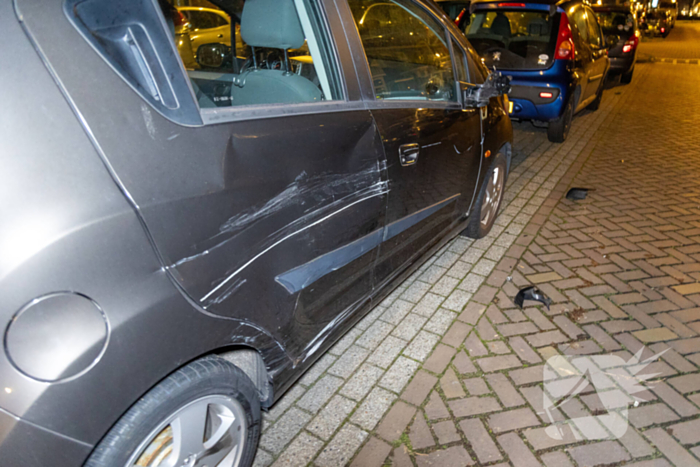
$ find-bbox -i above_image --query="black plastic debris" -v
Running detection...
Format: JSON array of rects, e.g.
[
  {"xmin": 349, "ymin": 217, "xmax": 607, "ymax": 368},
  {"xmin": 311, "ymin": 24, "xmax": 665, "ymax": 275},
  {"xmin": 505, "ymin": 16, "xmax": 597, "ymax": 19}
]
[
  {"xmin": 566, "ymin": 188, "xmax": 589, "ymax": 201},
  {"xmin": 514, "ymin": 286, "xmax": 552, "ymax": 310}
]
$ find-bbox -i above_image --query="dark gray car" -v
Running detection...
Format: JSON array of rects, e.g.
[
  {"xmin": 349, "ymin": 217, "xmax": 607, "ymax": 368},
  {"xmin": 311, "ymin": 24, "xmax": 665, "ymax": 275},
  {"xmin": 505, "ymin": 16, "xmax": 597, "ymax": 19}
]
[{"xmin": 0, "ymin": 0, "xmax": 512, "ymax": 465}]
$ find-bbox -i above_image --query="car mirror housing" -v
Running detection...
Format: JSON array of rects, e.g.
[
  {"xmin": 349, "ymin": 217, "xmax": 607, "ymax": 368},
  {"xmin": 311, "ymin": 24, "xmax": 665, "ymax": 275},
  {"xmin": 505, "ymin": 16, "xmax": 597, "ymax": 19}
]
[
  {"xmin": 462, "ymin": 71, "xmax": 511, "ymax": 108},
  {"xmin": 197, "ymin": 43, "xmax": 232, "ymax": 69}
]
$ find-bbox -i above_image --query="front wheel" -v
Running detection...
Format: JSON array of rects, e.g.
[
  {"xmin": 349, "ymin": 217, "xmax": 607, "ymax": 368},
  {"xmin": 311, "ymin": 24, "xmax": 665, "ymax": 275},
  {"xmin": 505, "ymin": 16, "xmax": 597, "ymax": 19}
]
[
  {"xmin": 86, "ymin": 356, "xmax": 261, "ymax": 467},
  {"xmin": 461, "ymin": 153, "xmax": 507, "ymax": 238},
  {"xmin": 547, "ymin": 98, "xmax": 574, "ymax": 143}
]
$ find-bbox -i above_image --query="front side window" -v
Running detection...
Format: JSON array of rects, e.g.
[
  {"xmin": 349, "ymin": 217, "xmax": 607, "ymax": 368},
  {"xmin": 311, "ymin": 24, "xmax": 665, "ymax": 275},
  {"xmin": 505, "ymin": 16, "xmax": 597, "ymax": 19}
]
[
  {"xmin": 348, "ymin": 0, "xmax": 456, "ymax": 102},
  {"xmin": 585, "ymin": 8, "xmax": 603, "ymax": 48},
  {"xmin": 466, "ymin": 10, "xmax": 560, "ymax": 70},
  {"xmin": 573, "ymin": 8, "xmax": 590, "ymax": 45},
  {"xmin": 451, "ymin": 37, "xmax": 468, "ymax": 83},
  {"xmin": 160, "ymin": 0, "xmax": 341, "ymax": 108}
]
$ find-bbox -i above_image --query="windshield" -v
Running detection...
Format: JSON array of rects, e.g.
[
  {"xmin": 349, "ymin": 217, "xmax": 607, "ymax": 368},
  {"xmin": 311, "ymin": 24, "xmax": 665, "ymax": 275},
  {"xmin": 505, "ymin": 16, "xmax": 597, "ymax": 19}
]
[
  {"xmin": 595, "ymin": 11, "xmax": 635, "ymax": 34},
  {"xmin": 466, "ymin": 10, "xmax": 560, "ymax": 70}
]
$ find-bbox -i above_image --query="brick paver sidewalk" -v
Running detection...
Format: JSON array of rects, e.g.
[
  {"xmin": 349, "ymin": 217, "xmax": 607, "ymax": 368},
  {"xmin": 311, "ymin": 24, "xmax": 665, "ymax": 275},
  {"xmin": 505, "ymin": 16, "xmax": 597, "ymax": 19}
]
[{"xmin": 253, "ymin": 56, "xmax": 700, "ymax": 467}]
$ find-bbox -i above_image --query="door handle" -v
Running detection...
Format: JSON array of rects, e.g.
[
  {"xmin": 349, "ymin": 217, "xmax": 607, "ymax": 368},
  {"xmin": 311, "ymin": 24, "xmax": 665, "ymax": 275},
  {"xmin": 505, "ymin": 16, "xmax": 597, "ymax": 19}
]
[{"xmin": 399, "ymin": 143, "xmax": 420, "ymax": 166}]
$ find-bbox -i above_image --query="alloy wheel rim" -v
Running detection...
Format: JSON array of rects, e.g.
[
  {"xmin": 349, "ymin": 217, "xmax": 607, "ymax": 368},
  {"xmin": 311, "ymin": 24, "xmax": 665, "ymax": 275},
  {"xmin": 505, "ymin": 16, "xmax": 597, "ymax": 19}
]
[
  {"xmin": 127, "ymin": 395, "xmax": 247, "ymax": 467},
  {"xmin": 480, "ymin": 166, "xmax": 504, "ymax": 228}
]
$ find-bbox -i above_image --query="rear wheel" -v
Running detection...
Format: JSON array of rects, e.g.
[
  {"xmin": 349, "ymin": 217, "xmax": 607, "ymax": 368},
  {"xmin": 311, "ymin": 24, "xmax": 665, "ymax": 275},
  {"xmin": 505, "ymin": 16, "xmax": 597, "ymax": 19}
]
[
  {"xmin": 461, "ymin": 153, "xmax": 507, "ymax": 239},
  {"xmin": 621, "ymin": 68, "xmax": 634, "ymax": 84},
  {"xmin": 86, "ymin": 356, "xmax": 261, "ymax": 467},
  {"xmin": 547, "ymin": 98, "xmax": 574, "ymax": 143}
]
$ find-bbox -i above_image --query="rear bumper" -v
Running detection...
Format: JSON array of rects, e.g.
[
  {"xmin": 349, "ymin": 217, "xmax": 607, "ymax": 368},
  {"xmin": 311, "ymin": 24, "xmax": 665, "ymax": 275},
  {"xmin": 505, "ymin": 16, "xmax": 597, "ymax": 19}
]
[
  {"xmin": 504, "ymin": 60, "xmax": 572, "ymax": 122},
  {"xmin": 0, "ymin": 407, "xmax": 92, "ymax": 467},
  {"xmin": 508, "ymin": 83, "xmax": 568, "ymax": 121}
]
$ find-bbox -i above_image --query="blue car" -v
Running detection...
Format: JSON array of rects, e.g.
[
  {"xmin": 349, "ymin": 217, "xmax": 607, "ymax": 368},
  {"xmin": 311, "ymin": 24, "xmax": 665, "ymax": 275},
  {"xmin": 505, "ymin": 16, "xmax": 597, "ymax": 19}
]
[{"xmin": 465, "ymin": 0, "xmax": 611, "ymax": 142}]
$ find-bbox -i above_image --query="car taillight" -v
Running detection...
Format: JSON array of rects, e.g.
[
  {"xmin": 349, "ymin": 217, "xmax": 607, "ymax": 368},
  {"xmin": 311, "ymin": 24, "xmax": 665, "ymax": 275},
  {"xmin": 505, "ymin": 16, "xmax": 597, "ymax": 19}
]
[
  {"xmin": 622, "ymin": 35, "xmax": 639, "ymax": 53},
  {"xmin": 455, "ymin": 8, "xmax": 466, "ymax": 25},
  {"xmin": 660, "ymin": 27, "xmax": 666, "ymax": 33},
  {"xmin": 622, "ymin": 34, "xmax": 639, "ymax": 53},
  {"xmin": 554, "ymin": 13, "xmax": 575, "ymax": 60},
  {"xmin": 498, "ymin": 2, "xmax": 526, "ymax": 7},
  {"xmin": 540, "ymin": 92, "xmax": 553, "ymax": 98}
]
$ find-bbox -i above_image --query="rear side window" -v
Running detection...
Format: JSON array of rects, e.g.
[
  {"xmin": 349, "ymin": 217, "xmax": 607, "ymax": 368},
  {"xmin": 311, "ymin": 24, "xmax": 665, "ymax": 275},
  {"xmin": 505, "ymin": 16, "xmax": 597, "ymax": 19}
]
[
  {"xmin": 161, "ymin": 0, "xmax": 342, "ymax": 108},
  {"xmin": 466, "ymin": 10, "xmax": 560, "ymax": 70},
  {"xmin": 348, "ymin": 0, "xmax": 456, "ymax": 102}
]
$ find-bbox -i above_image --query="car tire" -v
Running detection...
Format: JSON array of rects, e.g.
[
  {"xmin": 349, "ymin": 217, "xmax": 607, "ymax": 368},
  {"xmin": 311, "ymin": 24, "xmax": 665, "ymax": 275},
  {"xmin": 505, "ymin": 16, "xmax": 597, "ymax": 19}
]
[
  {"xmin": 85, "ymin": 356, "xmax": 261, "ymax": 467},
  {"xmin": 461, "ymin": 152, "xmax": 507, "ymax": 239},
  {"xmin": 587, "ymin": 85, "xmax": 603, "ymax": 111},
  {"xmin": 621, "ymin": 68, "xmax": 634, "ymax": 84},
  {"xmin": 547, "ymin": 97, "xmax": 574, "ymax": 143}
]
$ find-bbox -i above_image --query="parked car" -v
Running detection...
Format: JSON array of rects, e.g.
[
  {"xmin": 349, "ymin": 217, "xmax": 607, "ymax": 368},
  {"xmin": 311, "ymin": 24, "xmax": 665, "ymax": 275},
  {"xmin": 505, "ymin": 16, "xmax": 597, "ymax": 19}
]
[
  {"xmin": 178, "ymin": 6, "xmax": 232, "ymax": 60},
  {"xmin": 657, "ymin": 0, "xmax": 678, "ymax": 27},
  {"xmin": 0, "ymin": 0, "xmax": 512, "ymax": 466},
  {"xmin": 644, "ymin": 9, "xmax": 672, "ymax": 37},
  {"xmin": 465, "ymin": 0, "xmax": 612, "ymax": 143},
  {"xmin": 593, "ymin": 5, "xmax": 640, "ymax": 83}
]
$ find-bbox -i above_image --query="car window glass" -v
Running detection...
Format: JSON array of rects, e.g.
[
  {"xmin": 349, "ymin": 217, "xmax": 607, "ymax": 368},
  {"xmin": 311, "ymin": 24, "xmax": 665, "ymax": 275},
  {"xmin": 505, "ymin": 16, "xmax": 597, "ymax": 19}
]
[
  {"xmin": 465, "ymin": 10, "xmax": 560, "ymax": 70},
  {"xmin": 182, "ymin": 10, "xmax": 229, "ymax": 29},
  {"xmin": 573, "ymin": 7, "xmax": 589, "ymax": 44},
  {"xmin": 348, "ymin": 0, "xmax": 457, "ymax": 102},
  {"xmin": 465, "ymin": 45, "xmax": 486, "ymax": 84},
  {"xmin": 161, "ymin": 0, "xmax": 341, "ymax": 109},
  {"xmin": 451, "ymin": 37, "xmax": 468, "ymax": 83},
  {"xmin": 585, "ymin": 8, "xmax": 602, "ymax": 48}
]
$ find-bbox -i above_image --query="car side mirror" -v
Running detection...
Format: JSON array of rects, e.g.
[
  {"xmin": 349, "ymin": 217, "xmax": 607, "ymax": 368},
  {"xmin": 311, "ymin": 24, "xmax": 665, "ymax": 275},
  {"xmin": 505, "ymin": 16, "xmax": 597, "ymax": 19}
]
[
  {"xmin": 197, "ymin": 43, "xmax": 232, "ymax": 69},
  {"xmin": 605, "ymin": 34, "xmax": 620, "ymax": 48},
  {"xmin": 462, "ymin": 70, "xmax": 511, "ymax": 108}
]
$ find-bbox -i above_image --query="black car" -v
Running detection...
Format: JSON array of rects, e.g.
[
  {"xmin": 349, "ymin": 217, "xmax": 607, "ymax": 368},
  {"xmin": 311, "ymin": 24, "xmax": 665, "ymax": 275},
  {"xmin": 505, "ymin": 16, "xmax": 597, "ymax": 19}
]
[
  {"xmin": 0, "ymin": 0, "xmax": 512, "ymax": 465},
  {"xmin": 644, "ymin": 9, "xmax": 673, "ymax": 37},
  {"xmin": 594, "ymin": 5, "xmax": 640, "ymax": 83}
]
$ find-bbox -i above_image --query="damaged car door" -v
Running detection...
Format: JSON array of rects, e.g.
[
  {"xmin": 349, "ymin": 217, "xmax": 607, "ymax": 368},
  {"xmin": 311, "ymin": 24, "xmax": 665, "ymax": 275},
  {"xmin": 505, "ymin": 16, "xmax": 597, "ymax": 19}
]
[
  {"xmin": 24, "ymin": 0, "xmax": 389, "ymax": 364},
  {"xmin": 347, "ymin": 0, "xmax": 483, "ymax": 285}
]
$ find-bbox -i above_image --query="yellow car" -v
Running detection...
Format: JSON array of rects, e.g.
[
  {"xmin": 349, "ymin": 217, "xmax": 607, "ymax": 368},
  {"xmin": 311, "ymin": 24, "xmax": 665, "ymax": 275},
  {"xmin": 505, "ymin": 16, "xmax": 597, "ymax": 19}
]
[{"xmin": 177, "ymin": 7, "xmax": 232, "ymax": 60}]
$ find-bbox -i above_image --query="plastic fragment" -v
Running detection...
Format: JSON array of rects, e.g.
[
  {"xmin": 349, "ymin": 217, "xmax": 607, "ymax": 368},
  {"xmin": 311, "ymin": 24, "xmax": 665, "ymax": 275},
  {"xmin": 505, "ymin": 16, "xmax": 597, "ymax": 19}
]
[
  {"xmin": 514, "ymin": 286, "xmax": 552, "ymax": 310},
  {"xmin": 566, "ymin": 188, "xmax": 589, "ymax": 201}
]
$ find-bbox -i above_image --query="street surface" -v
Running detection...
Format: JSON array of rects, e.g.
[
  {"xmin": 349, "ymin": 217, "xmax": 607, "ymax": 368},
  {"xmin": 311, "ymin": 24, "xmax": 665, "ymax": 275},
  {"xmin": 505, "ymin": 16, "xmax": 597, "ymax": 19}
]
[{"xmin": 253, "ymin": 21, "xmax": 700, "ymax": 467}]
